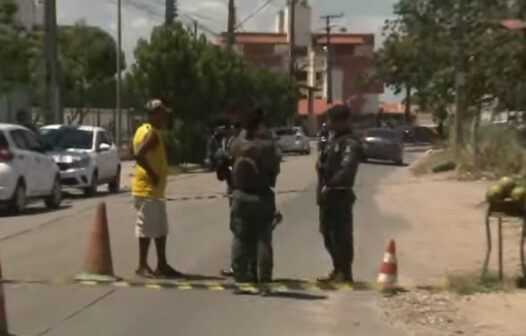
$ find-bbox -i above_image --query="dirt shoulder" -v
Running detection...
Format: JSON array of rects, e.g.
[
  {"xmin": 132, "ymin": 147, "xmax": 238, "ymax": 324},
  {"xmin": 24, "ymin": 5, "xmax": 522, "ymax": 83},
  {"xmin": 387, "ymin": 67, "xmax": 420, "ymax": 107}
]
[{"xmin": 376, "ymin": 158, "xmax": 526, "ymax": 336}]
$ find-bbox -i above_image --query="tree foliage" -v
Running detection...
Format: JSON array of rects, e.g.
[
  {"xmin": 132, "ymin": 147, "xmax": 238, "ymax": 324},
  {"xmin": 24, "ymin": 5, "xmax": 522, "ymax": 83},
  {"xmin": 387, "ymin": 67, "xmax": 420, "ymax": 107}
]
[
  {"xmin": 127, "ymin": 23, "xmax": 299, "ymax": 163},
  {"xmin": 59, "ymin": 22, "xmax": 125, "ymax": 122},
  {"xmin": 374, "ymin": 0, "xmax": 525, "ymax": 122},
  {"xmin": 0, "ymin": 0, "xmax": 35, "ymax": 94}
]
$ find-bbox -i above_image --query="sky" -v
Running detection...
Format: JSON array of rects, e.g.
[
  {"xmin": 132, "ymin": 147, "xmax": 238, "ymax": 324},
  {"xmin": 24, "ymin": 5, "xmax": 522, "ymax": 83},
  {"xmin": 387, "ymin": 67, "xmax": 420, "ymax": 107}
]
[{"xmin": 56, "ymin": 0, "xmax": 399, "ymax": 100}]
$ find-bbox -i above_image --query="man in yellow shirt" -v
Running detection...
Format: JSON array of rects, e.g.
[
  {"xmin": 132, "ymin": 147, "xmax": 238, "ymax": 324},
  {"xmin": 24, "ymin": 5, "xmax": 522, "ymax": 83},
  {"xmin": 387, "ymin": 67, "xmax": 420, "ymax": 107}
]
[{"xmin": 132, "ymin": 99, "xmax": 182, "ymax": 278}]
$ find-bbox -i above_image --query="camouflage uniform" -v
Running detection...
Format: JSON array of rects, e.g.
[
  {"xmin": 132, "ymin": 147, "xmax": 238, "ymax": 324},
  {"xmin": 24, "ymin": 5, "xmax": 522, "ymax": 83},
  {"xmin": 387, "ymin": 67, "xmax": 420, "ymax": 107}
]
[
  {"xmin": 229, "ymin": 131, "xmax": 280, "ymax": 283},
  {"xmin": 317, "ymin": 130, "xmax": 361, "ymax": 281}
]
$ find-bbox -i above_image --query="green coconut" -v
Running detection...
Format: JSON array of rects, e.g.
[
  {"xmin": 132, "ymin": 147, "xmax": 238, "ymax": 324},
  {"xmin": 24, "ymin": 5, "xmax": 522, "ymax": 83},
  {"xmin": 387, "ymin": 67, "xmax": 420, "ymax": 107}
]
[
  {"xmin": 498, "ymin": 176, "xmax": 517, "ymax": 196},
  {"xmin": 511, "ymin": 186, "xmax": 526, "ymax": 205},
  {"xmin": 487, "ymin": 184, "xmax": 505, "ymax": 202}
]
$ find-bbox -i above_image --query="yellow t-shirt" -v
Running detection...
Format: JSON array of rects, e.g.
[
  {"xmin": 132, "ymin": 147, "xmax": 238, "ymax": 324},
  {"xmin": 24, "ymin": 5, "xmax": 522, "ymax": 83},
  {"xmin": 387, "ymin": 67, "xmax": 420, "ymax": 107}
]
[{"xmin": 132, "ymin": 123, "xmax": 168, "ymax": 199}]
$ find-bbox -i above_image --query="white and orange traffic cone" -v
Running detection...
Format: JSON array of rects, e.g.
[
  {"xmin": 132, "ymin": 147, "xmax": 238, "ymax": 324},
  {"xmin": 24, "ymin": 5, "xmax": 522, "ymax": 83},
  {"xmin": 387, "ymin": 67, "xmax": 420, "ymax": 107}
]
[
  {"xmin": 377, "ymin": 239, "xmax": 398, "ymax": 292},
  {"xmin": 0, "ymin": 258, "xmax": 9, "ymax": 336}
]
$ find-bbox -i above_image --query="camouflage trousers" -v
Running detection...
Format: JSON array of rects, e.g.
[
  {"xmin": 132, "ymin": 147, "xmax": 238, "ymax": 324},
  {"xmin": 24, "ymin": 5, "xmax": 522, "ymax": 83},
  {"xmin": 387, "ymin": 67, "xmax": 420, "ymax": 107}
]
[
  {"xmin": 319, "ymin": 190, "xmax": 355, "ymax": 278},
  {"xmin": 230, "ymin": 190, "xmax": 275, "ymax": 283}
]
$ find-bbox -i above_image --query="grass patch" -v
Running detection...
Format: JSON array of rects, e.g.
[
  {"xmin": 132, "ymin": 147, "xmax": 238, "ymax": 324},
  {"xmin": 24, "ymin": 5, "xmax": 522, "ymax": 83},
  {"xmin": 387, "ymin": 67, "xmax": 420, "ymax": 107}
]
[{"xmin": 446, "ymin": 272, "xmax": 517, "ymax": 295}]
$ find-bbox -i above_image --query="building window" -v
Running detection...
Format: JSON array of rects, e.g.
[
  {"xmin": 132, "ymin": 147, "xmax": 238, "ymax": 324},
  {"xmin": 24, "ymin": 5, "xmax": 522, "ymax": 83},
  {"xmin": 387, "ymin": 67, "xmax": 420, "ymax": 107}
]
[
  {"xmin": 294, "ymin": 46, "xmax": 308, "ymax": 57},
  {"xmin": 315, "ymin": 72, "xmax": 323, "ymax": 81},
  {"xmin": 296, "ymin": 71, "xmax": 308, "ymax": 82}
]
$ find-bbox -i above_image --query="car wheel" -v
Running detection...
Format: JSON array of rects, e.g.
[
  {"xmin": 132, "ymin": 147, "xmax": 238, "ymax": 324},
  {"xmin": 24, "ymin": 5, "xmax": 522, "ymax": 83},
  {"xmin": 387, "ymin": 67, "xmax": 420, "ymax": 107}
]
[
  {"xmin": 10, "ymin": 181, "xmax": 26, "ymax": 215},
  {"xmin": 395, "ymin": 158, "xmax": 404, "ymax": 166},
  {"xmin": 108, "ymin": 167, "xmax": 121, "ymax": 194},
  {"xmin": 84, "ymin": 172, "xmax": 98, "ymax": 197},
  {"xmin": 45, "ymin": 177, "xmax": 62, "ymax": 210}
]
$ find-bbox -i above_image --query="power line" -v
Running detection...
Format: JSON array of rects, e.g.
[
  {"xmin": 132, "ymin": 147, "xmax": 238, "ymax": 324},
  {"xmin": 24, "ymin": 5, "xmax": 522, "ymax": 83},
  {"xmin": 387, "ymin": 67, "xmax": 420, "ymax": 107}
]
[
  {"xmin": 235, "ymin": 0, "xmax": 275, "ymax": 30},
  {"xmin": 181, "ymin": 13, "xmax": 221, "ymax": 36},
  {"xmin": 122, "ymin": 0, "xmax": 221, "ymax": 36}
]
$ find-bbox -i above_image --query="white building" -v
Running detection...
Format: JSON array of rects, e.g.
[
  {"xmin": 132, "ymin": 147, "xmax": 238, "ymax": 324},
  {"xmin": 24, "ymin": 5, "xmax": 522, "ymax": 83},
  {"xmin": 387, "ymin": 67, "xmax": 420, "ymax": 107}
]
[{"xmin": 14, "ymin": 0, "xmax": 43, "ymax": 30}]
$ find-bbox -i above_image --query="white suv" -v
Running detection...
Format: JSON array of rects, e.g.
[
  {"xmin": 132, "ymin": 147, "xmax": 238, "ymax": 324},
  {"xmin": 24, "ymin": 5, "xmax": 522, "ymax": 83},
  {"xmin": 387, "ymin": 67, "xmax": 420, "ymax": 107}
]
[
  {"xmin": 39, "ymin": 125, "xmax": 121, "ymax": 197},
  {"xmin": 0, "ymin": 124, "xmax": 62, "ymax": 214}
]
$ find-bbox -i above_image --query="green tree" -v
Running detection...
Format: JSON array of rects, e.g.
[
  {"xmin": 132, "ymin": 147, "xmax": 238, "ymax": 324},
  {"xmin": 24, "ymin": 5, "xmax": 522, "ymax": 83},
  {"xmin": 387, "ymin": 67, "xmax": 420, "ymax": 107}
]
[
  {"xmin": 128, "ymin": 23, "xmax": 299, "ymax": 164},
  {"xmin": 0, "ymin": 0, "xmax": 35, "ymax": 94},
  {"xmin": 375, "ymin": 0, "xmax": 519, "ymax": 127},
  {"xmin": 59, "ymin": 21, "xmax": 125, "ymax": 123}
]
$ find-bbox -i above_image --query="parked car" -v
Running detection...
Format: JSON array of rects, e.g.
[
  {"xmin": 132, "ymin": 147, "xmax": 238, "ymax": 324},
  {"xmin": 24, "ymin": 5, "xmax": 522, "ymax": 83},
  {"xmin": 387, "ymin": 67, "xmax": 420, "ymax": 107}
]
[
  {"xmin": 274, "ymin": 127, "xmax": 311, "ymax": 155},
  {"xmin": 0, "ymin": 124, "xmax": 62, "ymax": 214},
  {"xmin": 395, "ymin": 125, "xmax": 440, "ymax": 145},
  {"xmin": 38, "ymin": 125, "xmax": 121, "ymax": 197},
  {"xmin": 361, "ymin": 128, "xmax": 405, "ymax": 165}
]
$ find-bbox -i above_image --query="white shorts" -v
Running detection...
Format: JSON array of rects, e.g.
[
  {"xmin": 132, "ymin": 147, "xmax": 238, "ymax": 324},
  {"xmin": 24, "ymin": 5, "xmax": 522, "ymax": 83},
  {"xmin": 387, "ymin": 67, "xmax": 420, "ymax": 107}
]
[{"xmin": 134, "ymin": 197, "xmax": 169, "ymax": 238}]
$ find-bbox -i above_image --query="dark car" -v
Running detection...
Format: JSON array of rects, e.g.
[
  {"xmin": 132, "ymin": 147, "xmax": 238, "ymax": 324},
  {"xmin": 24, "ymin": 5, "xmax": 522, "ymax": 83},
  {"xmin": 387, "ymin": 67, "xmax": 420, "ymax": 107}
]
[
  {"xmin": 396, "ymin": 125, "xmax": 440, "ymax": 145},
  {"xmin": 361, "ymin": 128, "xmax": 404, "ymax": 165}
]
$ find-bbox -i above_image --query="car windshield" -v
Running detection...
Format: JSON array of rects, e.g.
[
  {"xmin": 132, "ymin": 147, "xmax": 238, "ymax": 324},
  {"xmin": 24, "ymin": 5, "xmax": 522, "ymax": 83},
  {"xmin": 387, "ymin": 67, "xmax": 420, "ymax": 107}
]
[
  {"xmin": 275, "ymin": 129, "xmax": 297, "ymax": 136},
  {"xmin": 366, "ymin": 129, "xmax": 399, "ymax": 140},
  {"xmin": 39, "ymin": 128, "xmax": 94, "ymax": 150}
]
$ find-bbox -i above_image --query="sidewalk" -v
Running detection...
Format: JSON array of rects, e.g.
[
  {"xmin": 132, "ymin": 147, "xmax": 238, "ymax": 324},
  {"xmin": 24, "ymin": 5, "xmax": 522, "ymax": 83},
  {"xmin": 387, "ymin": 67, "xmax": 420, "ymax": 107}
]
[{"xmin": 375, "ymin": 165, "xmax": 526, "ymax": 336}]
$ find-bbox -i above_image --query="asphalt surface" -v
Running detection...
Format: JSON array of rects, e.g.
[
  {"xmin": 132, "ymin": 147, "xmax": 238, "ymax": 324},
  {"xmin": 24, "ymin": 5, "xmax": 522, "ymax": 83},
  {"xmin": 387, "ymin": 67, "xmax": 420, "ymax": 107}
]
[{"xmin": 0, "ymin": 149, "xmax": 416, "ymax": 336}]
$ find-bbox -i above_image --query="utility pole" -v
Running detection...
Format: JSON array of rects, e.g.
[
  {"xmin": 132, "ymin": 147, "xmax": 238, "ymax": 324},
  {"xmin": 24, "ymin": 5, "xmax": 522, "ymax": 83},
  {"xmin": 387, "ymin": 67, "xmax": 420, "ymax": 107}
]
[
  {"xmin": 44, "ymin": 0, "xmax": 61, "ymax": 124},
  {"xmin": 288, "ymin": 0, "xmax": 296, "ymax": 81},
  {"xmin": 226, "ymin": 0, "xmax": 236, "ymax": 51},
  {"xmin": 193, "ymin": 20, "xmax": 198, "ymax": 40},
  {"xmin": 115, "ymin": 0, "xmax": 122, "ymax": 146},
  {"xmin": 454, "ymin": 1, "xmax": 466, "ymax": 157},
  {"xmin": 321, "ymin": 13, "xmax": 343, "ymax": 104},
  {"xmin": 165, "ymin": 0, "xmax": 177, "ymax": 25}
]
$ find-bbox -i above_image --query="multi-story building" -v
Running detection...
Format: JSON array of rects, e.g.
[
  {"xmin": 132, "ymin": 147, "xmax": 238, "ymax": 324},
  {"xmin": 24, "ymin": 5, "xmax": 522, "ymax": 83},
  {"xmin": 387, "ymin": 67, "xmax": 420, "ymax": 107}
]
[{"xmin": 217, "ymin": 0, "xmax": 383, "ymax": 119}]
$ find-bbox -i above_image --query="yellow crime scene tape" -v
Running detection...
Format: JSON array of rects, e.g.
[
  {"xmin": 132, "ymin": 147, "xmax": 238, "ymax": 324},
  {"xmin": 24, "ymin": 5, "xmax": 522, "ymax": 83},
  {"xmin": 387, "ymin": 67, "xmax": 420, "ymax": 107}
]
[
  {"xmin": 0, "ymin": 277, "xmax": 383, "ymax": 293},
  {"xmin": 165, "ymin": 189, "xmax": 309, "ymax": 203}
]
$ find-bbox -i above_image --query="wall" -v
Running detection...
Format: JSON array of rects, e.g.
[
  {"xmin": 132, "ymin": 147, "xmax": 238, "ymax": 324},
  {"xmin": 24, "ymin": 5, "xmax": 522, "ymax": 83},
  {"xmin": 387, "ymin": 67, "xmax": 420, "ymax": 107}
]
[
  {"xmin": 15, "ymin": 0, "xmax": 42, "ymax": 30},
  {"xmin": 0, "ymin": 86, "xmax": 31, "ymax": 124},
  {"xmin": 360, "ymin": 94, "xmax": 380, "ymax": 115}
]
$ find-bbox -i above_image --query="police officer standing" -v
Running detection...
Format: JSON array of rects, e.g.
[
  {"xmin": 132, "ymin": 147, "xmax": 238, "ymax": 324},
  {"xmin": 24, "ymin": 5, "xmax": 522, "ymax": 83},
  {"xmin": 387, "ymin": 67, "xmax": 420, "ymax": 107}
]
[
  {"xmin": 317, "ymin": 105, "xmax": 361, "ymax": 283},
  {"xmin": 215, "ymin": 102, "xmax": 244, "ymax": 277},
  {"xmin": 229, "ymin": 109, "xmax": 280, "ymax": 292}
]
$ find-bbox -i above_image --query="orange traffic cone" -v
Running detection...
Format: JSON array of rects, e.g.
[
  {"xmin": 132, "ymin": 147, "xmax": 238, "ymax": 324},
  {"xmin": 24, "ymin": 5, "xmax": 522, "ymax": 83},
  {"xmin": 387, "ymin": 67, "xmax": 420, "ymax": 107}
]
[
  {"xmin": 76, "ymin": 203, "xmax": 117, "ymax": 282},
  {"xmin": 0, "ymin": 259, "xmax": 8, "ymax": 336},
  {"xmin": 377, "ymin": 239, "xmax": 398, "ymax": 292}
]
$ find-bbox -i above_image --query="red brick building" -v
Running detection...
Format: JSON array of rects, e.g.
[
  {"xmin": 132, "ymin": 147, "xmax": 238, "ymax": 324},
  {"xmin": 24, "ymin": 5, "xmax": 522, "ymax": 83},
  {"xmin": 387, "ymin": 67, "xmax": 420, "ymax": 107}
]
[{"xmin": 216, "ymin": 1, "xmax": 383, "ymax": 127}]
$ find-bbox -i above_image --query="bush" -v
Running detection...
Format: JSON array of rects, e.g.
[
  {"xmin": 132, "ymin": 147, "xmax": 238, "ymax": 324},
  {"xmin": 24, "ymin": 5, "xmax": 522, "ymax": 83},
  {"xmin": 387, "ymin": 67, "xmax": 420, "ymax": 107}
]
[
  {"xmin": 162, "ymin": 119, "xmax": 208, "ymax": 165},
  {"xmin": 459, "ymin": 124, "xmax": 526, "ymax": 176}
]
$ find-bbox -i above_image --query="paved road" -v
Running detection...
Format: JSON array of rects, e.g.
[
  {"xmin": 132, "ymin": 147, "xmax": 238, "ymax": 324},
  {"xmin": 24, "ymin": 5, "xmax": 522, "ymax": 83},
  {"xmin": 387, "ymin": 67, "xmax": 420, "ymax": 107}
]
[{"xmin": 0, "ymin": 150, "xmax": 414, "ymax": 336}]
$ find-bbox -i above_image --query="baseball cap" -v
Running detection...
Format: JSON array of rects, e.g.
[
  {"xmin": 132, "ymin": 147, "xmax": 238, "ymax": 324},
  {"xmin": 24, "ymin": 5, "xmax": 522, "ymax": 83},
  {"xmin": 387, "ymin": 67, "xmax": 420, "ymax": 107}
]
[{"xmin": 145, "ymin": 99, "xmax": 169, "ymax": 113}]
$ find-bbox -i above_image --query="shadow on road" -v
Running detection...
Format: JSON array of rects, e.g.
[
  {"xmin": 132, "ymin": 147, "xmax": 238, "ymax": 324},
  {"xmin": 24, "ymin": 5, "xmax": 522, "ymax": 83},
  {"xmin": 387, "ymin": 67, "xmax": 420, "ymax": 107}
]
[
  {"xmin": 0, "ymin": 204, "xmax": 72, "ymax": 219},
  {"xmin": 62, "ymin": 189, "xmax": 130, "ymax": 200},
  {"xmin": 182, "ymin": 273, "xmax": 225, "ymax": 281},
  {"xmin": 363, "ymin": 160, "xmax": 409, "ymax": 168},
  {"xmin": 263, "ymin": 291, "xmax": 327, "ymax": 301}
]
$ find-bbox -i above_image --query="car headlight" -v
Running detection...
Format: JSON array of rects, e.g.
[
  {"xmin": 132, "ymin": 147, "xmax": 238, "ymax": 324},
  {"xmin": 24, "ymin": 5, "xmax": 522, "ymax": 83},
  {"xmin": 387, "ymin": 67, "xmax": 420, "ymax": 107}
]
[{"xmin": 70, "ymin": 157, "xmax": 91, "ymax": 169}]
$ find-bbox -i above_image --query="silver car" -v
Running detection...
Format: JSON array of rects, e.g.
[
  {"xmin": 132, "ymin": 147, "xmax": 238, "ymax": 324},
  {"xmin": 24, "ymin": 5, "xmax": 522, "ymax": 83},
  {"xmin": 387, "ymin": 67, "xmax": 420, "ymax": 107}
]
[
  {"xmin": 361, "ymin": 128, "xmax": 404, "ymax": 165},
  {"xmin": 274, "ymin": 127, "xmax": 311, "ymax": 155}
]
